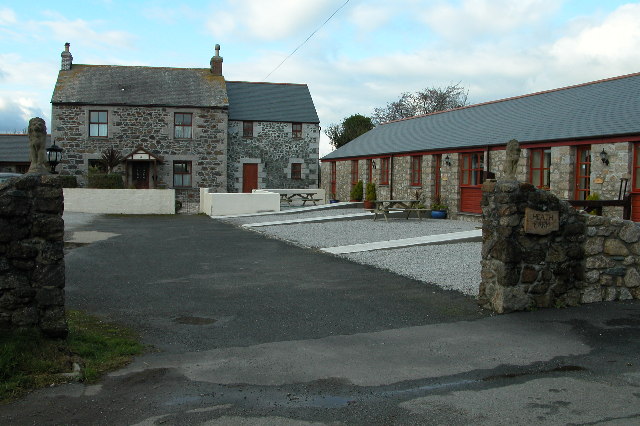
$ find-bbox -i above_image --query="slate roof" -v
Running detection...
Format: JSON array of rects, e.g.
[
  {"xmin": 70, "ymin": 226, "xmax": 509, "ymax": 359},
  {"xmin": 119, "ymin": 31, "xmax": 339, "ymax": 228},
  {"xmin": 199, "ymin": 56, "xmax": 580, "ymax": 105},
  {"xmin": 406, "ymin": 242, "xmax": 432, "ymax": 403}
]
[
  {"xmin": 323, "ymin": 72, "xmax": 640, "ymax": 160},
  {"xmin": 51, "ymin": 65, "xmax": 228, "ymax": 108},
  {"xmin": 0, "ymin": 134, "xmax": 51, "ymax": 162},
  {"xmin": 226, "ymin": 81, "xmax": 319, "ymax": 123}
]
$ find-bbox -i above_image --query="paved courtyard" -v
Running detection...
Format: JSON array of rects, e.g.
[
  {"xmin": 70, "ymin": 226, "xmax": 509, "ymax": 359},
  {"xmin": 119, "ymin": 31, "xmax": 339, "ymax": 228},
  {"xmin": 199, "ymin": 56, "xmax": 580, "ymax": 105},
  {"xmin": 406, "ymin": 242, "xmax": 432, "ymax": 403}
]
[{"xmin": 1, "ymin": 210, "xmax": 639, "ymax": 425}]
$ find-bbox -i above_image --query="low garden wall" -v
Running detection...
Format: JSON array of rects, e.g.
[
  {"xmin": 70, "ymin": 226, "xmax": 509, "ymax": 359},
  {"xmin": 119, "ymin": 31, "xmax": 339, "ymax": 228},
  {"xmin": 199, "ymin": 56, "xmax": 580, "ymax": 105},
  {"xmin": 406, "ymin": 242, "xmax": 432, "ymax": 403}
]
[
  {"xmin": 0, "ymin": 174, "xmax": 67, "ymax": 337},
  {"xmin": 200, "ymin": 190, "xmax": 280, "ymax": 216},
  {"xmin": 63, "ymin": 188, "xmax": 175, "ymax": 214},
  {"xmin": 479, "ymin": 179, "xmax": 640, "ymax": 313}
]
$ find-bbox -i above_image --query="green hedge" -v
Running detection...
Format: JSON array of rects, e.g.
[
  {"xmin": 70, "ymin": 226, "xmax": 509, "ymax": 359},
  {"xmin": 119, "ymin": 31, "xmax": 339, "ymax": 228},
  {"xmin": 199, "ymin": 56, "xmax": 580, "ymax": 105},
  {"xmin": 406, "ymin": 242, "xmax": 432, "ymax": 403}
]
[
  {"xmin": 87, "ymin": 173, "xmax": 124, "ymax": 189},
  {"xmin": 57, "ymin": 175, "xmax": 78, "ymax": 188}
]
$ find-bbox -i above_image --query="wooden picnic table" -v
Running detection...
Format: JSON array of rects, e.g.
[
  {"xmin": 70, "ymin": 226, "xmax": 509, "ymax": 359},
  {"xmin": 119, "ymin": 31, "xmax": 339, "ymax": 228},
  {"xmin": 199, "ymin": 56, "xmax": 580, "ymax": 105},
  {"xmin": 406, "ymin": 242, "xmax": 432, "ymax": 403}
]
[
  {"xmin": 281, "ymin": 192, "xmax": 322, "ymax": 206},
  {"xmin": 372, "ymin": 199, "xmax": 428, "ymax": 221}
]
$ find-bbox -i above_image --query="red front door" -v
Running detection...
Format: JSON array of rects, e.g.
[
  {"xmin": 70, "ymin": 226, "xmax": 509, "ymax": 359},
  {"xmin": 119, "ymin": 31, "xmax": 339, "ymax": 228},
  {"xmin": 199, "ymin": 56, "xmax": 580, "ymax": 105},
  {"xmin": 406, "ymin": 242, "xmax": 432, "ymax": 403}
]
[
  {"xmin": 459, "ymin": 152, "xmax": 484, "ymax": 213},
  {"xmin": 132, "ymin": 162, "xmax": 149, "ymax": 189},
  {"xmin": 242, "ymin": 163, "xmax": 258, "ymax": 193}
]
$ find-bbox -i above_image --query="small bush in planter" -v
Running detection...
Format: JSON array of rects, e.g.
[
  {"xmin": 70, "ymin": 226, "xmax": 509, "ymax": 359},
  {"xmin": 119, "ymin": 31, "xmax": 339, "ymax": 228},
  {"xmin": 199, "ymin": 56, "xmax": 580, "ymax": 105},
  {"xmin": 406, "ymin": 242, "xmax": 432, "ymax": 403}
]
[
  {"xmin": 363, "ymin": 182, "xmax": 377, "ymax": 209},
  {"xmin": 350, "ymin": 180, "xmax": 363, "ymax": 201},
  {"xmin": 431, "ymin": 195, "xmax": 448, "ymax": 218}
]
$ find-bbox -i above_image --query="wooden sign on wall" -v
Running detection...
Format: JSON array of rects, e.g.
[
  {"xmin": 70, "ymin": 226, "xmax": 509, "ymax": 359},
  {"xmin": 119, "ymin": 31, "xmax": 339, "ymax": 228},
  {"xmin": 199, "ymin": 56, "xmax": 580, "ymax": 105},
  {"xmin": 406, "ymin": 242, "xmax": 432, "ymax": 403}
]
[{"xmin": 524, "ymin": 207, "xmax": 559, "ymax": 235}]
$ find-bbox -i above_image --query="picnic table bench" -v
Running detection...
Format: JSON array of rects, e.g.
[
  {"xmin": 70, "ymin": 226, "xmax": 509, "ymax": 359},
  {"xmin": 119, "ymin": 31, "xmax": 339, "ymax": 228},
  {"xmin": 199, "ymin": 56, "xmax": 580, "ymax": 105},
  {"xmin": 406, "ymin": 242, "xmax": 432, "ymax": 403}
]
[
  {"xmin": 280, "ymin": 192, "xmax": 322, "ymax": 206},
  {"xmin": 372, "ymin": 199, "xmax": 429, "ymax": 221}
]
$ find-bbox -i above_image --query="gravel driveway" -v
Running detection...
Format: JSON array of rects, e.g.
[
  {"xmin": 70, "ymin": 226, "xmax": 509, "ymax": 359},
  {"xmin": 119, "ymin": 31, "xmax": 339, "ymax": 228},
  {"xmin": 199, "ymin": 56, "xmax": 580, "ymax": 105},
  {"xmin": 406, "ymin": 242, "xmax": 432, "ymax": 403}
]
[{"xmin": 221, "ymin": 207, "xmax": 483, "ymax": 296}]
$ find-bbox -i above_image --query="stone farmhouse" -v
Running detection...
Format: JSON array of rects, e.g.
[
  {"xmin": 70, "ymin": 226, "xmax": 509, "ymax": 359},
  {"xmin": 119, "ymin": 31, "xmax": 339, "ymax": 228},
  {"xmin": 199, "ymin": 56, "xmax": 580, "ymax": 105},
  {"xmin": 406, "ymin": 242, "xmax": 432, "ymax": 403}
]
[
  {"xmin": 321, "ymin": 72, "xmax": 640, "ymax": 221},
  {"xmin": 51, "ymin": 43, "xmax": 320, "ymax": 202}
]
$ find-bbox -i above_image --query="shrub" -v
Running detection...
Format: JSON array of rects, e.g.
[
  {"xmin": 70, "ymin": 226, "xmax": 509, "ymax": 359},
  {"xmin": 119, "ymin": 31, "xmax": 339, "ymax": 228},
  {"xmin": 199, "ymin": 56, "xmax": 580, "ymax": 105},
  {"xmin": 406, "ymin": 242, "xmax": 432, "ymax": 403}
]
[
  {"xmin": 365, "ymin": 182, "xmax": 376, "ymax": 201},
  {"xmin": 57, "ymin": 175, "xmax": 78, "ymax": 188},
  {"xmin": 350, "ymin": 180, "xmax": 364, "ymax": 201},
  {"xmin": 87, "ymin": 173, "xmax": 124, "ymax": 189}
]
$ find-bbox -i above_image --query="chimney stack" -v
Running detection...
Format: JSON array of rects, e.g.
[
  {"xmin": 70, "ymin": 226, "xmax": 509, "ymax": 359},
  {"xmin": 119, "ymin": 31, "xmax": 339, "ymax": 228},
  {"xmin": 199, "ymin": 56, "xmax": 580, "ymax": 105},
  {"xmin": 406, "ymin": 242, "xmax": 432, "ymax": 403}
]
[
  {"xmin": 210, "ymin": 44, "xmax": 223, "ymax": 76},
  {"xmin": 61, "ymin": 42, "xmax": 73, "ymax": 71}
]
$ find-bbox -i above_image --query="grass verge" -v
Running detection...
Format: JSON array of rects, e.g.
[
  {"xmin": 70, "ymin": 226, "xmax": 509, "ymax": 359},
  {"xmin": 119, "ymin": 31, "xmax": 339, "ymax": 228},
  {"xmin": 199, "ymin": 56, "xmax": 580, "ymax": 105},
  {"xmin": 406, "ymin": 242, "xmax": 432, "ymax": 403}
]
[{"xmin": 0, "ymin": 310, "xmax": 144, "ymax": 403}]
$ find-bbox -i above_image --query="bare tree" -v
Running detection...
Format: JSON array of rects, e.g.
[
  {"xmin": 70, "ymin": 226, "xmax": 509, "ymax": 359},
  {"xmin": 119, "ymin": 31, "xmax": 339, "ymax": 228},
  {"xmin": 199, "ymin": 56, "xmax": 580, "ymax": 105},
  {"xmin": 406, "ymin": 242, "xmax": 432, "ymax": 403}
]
[{"xmin": 372, "ymin": 83, "xmax": 468, "ymax": 125}]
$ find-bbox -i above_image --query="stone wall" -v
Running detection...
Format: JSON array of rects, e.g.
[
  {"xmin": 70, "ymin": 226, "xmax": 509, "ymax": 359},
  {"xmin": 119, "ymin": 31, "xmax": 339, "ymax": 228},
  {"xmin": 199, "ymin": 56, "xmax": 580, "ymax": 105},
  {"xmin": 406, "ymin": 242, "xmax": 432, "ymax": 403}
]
[
  {"xmin": 52, "ymin": 104, "xmax": 228, "ymax": 194},
  {"xmin": 0, "ymin": 174, "xmax": 67, "ymax": 337},
  {"xmin": 227, "ymin": 121, "xmax": 319, "ymax": 192},
  {"xmin": 479, "ymin": 179, "xmax": 640, "ymax": 313}
]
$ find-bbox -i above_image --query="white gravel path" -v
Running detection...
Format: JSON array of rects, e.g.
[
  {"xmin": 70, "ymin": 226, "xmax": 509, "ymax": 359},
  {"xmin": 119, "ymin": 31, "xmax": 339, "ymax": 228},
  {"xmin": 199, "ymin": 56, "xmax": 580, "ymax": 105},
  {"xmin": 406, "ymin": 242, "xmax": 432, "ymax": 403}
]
[{"xmin": 220, "ymin": 207, "xmax": 482, "ymax": 296}]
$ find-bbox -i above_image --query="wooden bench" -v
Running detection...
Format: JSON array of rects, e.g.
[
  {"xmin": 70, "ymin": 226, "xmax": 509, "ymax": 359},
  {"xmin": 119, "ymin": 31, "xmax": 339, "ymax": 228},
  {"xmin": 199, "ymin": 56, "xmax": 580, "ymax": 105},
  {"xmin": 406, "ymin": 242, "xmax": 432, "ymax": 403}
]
[{"xmin": 374, "ymin": 207, "xmax": 430, "ymax": 221}]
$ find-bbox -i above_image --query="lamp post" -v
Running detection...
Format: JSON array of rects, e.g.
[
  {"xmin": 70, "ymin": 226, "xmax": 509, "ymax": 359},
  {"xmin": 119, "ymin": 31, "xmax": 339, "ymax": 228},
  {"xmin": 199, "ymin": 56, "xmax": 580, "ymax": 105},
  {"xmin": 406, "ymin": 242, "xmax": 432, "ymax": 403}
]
[{"xmin": 46, "ymin": 141, "xmax": 63, "ymax": 174}]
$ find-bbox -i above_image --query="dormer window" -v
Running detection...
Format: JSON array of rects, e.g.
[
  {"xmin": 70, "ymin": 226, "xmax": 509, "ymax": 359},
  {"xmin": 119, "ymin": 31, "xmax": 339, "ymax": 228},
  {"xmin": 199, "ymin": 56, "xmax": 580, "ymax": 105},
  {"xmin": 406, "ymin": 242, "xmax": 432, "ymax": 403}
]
[
  {"xmin": 89, "ymin": 110, "xmax": 108, "ymax": 137},
  {"xmin": 174, "ymin": 113, "xmax": 192, "ymax": 139}
]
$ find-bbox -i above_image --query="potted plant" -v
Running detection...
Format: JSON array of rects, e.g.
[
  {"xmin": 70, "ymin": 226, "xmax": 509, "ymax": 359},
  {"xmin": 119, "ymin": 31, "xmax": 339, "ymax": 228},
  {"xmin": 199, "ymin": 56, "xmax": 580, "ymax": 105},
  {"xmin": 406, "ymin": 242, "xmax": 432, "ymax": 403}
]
[
  {"xmin": 350, "ymin": 180, "xmax": 364, "ymax": 202},
  {"xmin": 431, "ymin": 195, "xmax": 447, "ymax": 219},
  {"xmin": 364, "ymin": 182, "xmax": 376, "ymax": 209}
]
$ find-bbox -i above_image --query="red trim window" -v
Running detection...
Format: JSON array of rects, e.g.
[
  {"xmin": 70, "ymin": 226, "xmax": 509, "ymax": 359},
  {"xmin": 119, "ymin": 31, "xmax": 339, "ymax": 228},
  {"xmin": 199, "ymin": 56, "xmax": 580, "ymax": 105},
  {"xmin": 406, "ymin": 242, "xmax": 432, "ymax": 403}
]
[
  {"xmin": 367, "ymin": 159, "xmax": 373, "ymax": 182},
  {"xmin": 330, "ymin": 162, "xmax": 337, "ymax": 198},
  {"xmin": 529, "ymin": 148, "xmax": 551, "ymax": 189},
  {"xmin": 173, "ymin": 161, "xmax": 192, "ymax": 188},
  {"xmin": 575, "ymin": 146, "xmax": 591, "ymax": 200},
  {"xmin": 243, "ymin": 121, "xmax": 253, "ymax": 137},
  {"xmin": 351, "ymin": 160, "xmax": 359, "ymax": 186},
  {"xmin": 292, "ymin": 122, "xmax": 302, "ymax": 138},
  {"xmin": 410, "ymin": 155, "xmax": 422, "ymax": 186},
  {"xmin": 460, "ymin": 152, "xmax": 485, "ymax": 186},
  {"xmin": 434, "ymin": 154, "xmax": 442, "ymax": 198},
  {"xmin": 89, "ymin": 110, "xmax": 108, "ymax": 137},
  {"xmin": 380, "ymin": 157, "xmax": 390, "ymax": 185},
  {"xmin": 174, "ymin": 113, "xmax": 192, "ymax": 139}
]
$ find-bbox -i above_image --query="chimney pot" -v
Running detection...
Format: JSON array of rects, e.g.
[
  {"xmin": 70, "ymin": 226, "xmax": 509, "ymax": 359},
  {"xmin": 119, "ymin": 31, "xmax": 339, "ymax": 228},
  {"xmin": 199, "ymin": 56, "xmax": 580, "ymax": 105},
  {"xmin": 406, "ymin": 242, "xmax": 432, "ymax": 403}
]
[
  {"xmin": 210, "ymin": 44, "xmax": 223, "ymax": 75},
  {"xmin": 61, "ymin": 42, "xmax": 73, "ymax": 71}
]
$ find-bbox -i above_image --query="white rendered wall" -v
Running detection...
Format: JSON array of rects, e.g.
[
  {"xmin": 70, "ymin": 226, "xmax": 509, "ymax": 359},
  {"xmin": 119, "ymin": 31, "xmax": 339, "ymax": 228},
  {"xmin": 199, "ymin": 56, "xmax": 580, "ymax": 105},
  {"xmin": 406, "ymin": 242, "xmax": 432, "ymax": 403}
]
[
  {"xmin": 63, "ymin": 189, "xmax": 175, "ymax": 214},
  {"xmin": 205, "ymin": 192, "xmax": 281, "ymax": 216}
]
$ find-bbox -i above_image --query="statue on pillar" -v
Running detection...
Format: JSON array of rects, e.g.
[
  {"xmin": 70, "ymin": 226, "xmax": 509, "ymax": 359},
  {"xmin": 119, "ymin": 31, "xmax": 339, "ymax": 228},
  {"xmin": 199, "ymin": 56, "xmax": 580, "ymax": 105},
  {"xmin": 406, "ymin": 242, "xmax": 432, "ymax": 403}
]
[
  {"xmin": 503, "ymin": 139, "xmax": 521, "ymax": 180},
  {"xmin": 27, "ymin": 117, "xmax": 48, "ymax": 173}
]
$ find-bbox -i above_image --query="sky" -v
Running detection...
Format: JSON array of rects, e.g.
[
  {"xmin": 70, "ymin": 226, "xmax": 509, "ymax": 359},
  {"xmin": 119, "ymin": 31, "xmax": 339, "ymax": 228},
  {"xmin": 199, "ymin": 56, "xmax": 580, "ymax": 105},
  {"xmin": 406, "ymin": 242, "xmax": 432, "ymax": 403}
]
[{"xmin": 2, "ymin": 0, "xmax": 640, "ymax": 157}]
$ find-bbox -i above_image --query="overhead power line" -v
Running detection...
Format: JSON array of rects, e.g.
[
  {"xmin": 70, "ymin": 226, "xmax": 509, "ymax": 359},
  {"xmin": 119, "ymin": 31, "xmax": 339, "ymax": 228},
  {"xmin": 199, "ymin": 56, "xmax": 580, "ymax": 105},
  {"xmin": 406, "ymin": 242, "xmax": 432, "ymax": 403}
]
[{"xmin": 263, "ymin": 0, "xmax": 350, "ymax": 81}]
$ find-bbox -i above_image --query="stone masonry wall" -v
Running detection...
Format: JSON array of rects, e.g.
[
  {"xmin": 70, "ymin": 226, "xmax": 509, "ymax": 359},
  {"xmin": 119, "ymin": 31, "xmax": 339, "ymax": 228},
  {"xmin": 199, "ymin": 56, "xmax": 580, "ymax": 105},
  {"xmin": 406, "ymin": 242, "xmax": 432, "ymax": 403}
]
[
  {"xmin": 0, "ymin": 174, "xmax": 67, "ymax": 337},
  {"xmin": 479, "ymin": 179, "xmax": 640, "ymax": 313},
  {"xmin": 52, "ymin": 104, "xmax": 228, "ymax": 195},
  {"xmin": 227, "ymin": 121, "xmax": 319, "ymax": 192}
]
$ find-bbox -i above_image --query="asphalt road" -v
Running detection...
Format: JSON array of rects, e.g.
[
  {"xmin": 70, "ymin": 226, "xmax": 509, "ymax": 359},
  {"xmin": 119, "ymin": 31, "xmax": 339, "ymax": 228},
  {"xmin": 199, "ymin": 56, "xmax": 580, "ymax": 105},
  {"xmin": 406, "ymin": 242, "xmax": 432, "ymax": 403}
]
[{"xmin": 1, "ymin": 215, "xmax": 640, "ymax": 425}]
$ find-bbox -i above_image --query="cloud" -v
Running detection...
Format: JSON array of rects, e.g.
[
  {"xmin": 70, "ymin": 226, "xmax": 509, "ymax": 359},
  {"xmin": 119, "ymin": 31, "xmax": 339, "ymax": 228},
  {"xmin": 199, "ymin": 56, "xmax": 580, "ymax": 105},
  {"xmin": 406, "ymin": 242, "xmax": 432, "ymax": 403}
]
[
  {"xmin": 348, "ymin": 3, "xmax": 391, "ymax": 33},
  {"xmin": 0, "ymin": 7, "xmax": 16, "ymax": 26},
  {"xmin": 0, "ymin": 97, "xmax": 48, "ymax": 133},
  {"xmin": 547, "ymin": 3, "xmax": 640, "ymax": 80},
  {"xmin": 204, "ymin": 0, "xmax": 341, "ymax": 41},
  {"xmin": 422, "ymin": 0, "xmax": 560, "ymax": 42},
  {"xmin": 26, "ymin": 11, "xmax": 135, "ymax": 50}
]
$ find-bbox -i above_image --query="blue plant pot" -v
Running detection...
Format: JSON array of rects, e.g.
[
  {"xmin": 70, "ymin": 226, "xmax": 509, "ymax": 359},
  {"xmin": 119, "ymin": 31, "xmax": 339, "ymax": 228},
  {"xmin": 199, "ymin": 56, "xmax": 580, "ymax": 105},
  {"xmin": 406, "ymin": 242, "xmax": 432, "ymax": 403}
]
[{"xmin": 431, "ymin": 210, "xmax": 447, "ymax": 219}]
